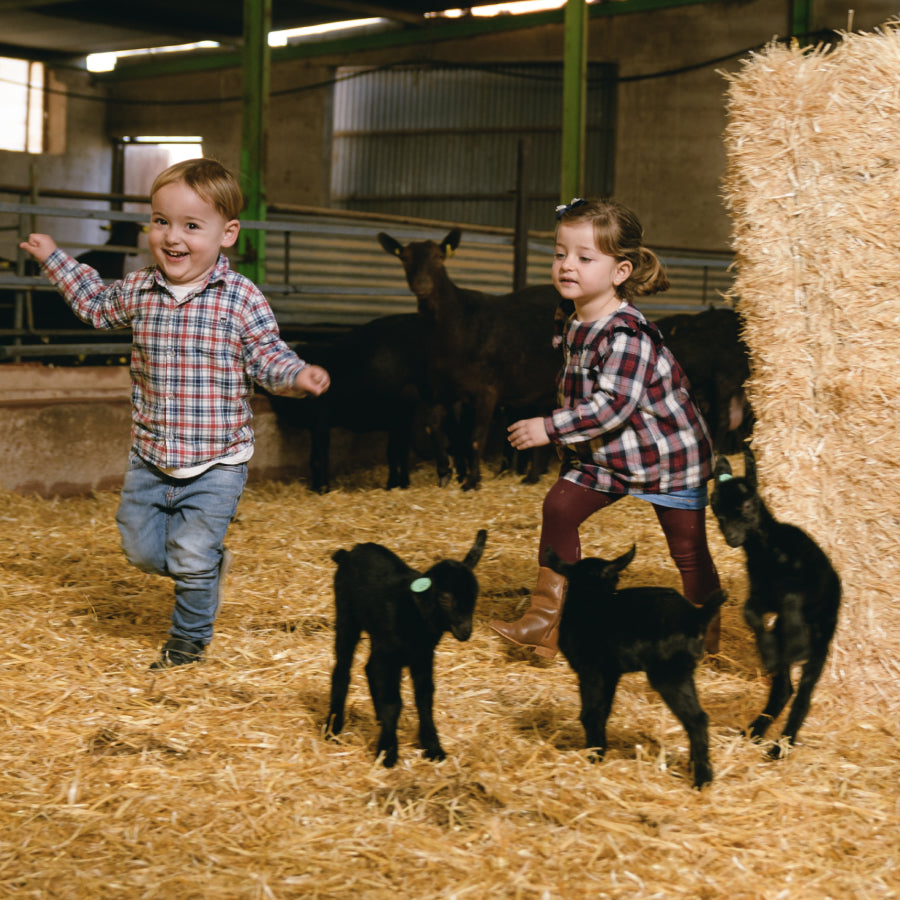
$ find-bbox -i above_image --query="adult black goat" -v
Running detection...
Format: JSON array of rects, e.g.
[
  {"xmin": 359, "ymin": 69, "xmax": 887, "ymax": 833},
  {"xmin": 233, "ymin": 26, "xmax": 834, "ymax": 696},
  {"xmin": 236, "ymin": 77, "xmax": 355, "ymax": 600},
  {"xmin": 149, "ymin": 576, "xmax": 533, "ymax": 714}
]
[
  {"xmin": 268, "ymin": 313, "xmax": 453, "ymax": 493},
  {"xmin": 378, "ymin": 229, "xmax": 562, "ymax": 491},
  {"xmin": 656, "ymin": 307, "xmax": 753, "ymax": 454},
  {"xmin": 326, "ymin": 529, "xmax": 487, "ymax": 767},
  {"xmin": 546, "ymin": 544, "xmax": 725, "ymax": 789},
  {"xmin": 711, "ymin": 447, "xmax": 841, "ymax": 758}
]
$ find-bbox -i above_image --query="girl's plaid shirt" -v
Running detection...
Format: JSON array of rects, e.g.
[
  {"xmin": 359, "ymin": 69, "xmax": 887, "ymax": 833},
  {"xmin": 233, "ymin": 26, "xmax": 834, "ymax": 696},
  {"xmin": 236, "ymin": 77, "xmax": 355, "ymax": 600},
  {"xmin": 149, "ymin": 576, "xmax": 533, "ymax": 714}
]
[
  {"xmin": 543, "ymin": 305, "xmax": 714, "ymax": 495},
  {"xmin": 41, "ymin": 249, "xmax": 307, "ymax": 470}
]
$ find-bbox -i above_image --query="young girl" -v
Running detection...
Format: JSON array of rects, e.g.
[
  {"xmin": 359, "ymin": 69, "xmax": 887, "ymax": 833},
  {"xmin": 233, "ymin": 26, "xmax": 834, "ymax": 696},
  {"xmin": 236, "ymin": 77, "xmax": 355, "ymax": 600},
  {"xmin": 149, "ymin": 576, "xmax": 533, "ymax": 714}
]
[{"xmin": 490, "ymin": 197, "xmax": 721, "ymax": 658}]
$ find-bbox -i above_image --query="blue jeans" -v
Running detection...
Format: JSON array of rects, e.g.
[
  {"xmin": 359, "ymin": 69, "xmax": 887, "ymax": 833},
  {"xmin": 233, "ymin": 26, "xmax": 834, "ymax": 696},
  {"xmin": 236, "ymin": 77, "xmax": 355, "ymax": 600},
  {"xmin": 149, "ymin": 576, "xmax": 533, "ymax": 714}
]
[{"xmin": 115, "ymin": 454, "xmax": 247, "ymax": 645}]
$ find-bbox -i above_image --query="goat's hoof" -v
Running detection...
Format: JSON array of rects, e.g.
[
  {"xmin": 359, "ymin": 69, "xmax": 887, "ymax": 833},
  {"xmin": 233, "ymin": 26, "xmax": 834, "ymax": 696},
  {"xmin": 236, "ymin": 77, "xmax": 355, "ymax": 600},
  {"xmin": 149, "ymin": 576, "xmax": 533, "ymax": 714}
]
[
  {"xmin": 423, "ymin": 746, "xmax": 446, "ymax": 762},
  {"xmin": 323, "ymin": 714, "xmax": 343, "ymax": 739},
  {"xmin": 378, "ymin": 748, "xmax": 399, "ymax": 768},
  {"xmin": 766, "ymin": 741, "xmax": 790, "ymax": 760},
  {"xmin": 692, "ymin": 763, "xmax": 714, "ymax": 789}
]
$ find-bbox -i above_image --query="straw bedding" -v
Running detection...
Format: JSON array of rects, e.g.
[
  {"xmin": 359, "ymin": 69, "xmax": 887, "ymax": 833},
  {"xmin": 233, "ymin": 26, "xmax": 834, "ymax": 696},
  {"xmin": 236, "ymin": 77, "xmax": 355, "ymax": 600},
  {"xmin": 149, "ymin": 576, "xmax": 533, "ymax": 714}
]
[{"xmin": 0, "ymin": 459, "xmax": 897, "ymax": 899}]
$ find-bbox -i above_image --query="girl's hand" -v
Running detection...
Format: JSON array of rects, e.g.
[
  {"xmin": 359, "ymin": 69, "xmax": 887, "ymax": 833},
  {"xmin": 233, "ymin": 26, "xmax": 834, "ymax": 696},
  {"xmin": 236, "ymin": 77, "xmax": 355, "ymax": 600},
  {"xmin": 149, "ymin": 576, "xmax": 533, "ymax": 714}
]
[
  {"xmin": 508, "ymin": 417, "xmax": 550, "ymax": 450},
  {"xmin": 19, "ymin": 233, "xmax": 58, "ymax": 264},
  {"xmin": 295, "ymin": 364, "xmax": 331, "ymax": 397}
]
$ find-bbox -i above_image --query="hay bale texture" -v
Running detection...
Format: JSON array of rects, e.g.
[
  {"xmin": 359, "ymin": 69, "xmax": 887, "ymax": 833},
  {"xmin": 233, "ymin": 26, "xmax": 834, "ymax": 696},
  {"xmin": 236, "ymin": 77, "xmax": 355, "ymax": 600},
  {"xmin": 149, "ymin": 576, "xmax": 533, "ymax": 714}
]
[{"xmin": 721, "ymin": 26, "xmax": 900, "ymax": 695}]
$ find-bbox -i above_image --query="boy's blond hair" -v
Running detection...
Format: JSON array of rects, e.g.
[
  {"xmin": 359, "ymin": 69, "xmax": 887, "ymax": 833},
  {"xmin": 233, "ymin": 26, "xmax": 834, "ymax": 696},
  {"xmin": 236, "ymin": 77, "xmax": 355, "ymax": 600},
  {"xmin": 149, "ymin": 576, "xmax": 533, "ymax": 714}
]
[{"xmin": 151, "ymin": 158, "xmax": 244, "ymax": 221}]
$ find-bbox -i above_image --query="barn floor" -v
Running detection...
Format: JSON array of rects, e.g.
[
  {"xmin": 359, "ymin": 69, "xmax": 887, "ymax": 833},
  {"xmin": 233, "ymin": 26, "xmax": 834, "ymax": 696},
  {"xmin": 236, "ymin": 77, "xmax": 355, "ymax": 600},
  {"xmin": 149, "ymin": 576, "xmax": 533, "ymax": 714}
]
[{"xmin": 0, "ymin": 460, "xmax": 896, "ymax": 899}]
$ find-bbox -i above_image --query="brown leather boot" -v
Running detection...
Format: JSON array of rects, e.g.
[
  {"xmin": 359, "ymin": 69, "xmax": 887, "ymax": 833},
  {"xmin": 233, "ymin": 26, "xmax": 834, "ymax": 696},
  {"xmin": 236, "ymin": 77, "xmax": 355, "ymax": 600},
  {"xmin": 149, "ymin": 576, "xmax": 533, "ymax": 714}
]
[{"xmin": 489, "ymin": 567, "xmax": 567, "ymax": 658}]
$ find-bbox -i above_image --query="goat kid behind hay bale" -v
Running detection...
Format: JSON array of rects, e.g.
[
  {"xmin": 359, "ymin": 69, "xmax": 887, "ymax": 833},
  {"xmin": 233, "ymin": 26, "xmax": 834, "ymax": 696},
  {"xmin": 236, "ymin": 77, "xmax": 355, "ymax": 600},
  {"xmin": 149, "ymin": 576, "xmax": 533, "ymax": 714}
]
[
  {"xmin": 711, "ymin": 447, "xmax": 841, "ymax": 758},
  {"xmin": 545, "ymin": 545, "xmax": 725, "ymax": 789},
  {"xmin": 326, "ymin": 529, "xmax": 487, "ymax": 767}
]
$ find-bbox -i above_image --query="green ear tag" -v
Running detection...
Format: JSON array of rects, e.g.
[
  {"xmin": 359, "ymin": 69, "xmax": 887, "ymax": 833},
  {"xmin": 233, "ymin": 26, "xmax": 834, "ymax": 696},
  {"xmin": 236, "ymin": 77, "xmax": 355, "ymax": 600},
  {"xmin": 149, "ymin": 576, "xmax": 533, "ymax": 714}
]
[
  {"xmin": 718, "ymin": 473, "xmax": 733, "ymax": 482},
  {"xmin": 410, "ymin": 577, "xmax": 432, "ymax": 593}
]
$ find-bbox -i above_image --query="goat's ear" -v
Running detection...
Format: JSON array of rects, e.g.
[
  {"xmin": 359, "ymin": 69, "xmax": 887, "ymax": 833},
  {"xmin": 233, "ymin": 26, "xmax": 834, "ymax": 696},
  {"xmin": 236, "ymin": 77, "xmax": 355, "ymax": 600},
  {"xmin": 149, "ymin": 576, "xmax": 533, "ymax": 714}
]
[
  {"xmin": 442, "ymin": 228, "xmax": 462, "ymax": 257},
  {"xmin": 463, "ymin": 529, "xmax": 487, "ymax": 569},
  {"xmin": 612, "ymin": 544, "xmax": 637, "ymax": 574},
  {"xmin": 714, "ymin": 456, "xmax": 732, "ymax": 480},
  {"xmin": 742, "ymin": 444, "xmax": 757, "ymax": 489},
  {"xmin": 377, "ymin": 232, "xmax": 402, "ymax": 257}
]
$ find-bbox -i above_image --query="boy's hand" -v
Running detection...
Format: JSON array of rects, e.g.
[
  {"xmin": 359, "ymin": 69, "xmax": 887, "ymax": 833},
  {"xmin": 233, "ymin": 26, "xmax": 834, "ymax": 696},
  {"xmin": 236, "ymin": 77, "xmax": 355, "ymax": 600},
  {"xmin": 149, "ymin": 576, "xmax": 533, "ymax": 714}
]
[
  {"xmin": 295, "ymin": 364, "xmax": 330, "ymax": 397},
  {"xmin": 19, "ymin": 234, "xmax": 58, "ymax": 264},
  {"xmin": 508, "ymin": 417, "xmax": 551, "ymax": 450}
]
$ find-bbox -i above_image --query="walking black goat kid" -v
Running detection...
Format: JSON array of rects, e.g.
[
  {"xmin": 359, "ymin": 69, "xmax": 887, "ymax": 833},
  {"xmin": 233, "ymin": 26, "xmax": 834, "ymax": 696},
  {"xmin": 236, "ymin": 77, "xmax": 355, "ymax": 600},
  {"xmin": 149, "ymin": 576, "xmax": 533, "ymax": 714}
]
[
  {"xmin": 711, "ymin": 447, "xmax": 841, "ymax": 758},
  {"xmin": 326, "ymin": 529, "xmax": 487, "ymax": 767},
  {"xmin": 545, "ymin": 545, "xmax": 725, "ymax": 789}
]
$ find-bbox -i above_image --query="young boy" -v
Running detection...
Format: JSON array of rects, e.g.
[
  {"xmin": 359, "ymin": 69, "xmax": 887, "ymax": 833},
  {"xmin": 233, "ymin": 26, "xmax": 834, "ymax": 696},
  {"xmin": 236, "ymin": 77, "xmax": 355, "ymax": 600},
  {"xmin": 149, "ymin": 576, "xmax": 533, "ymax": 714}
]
[{"xmin": 20, "ymin": 158, "xmax": 331, "ymax": 670}]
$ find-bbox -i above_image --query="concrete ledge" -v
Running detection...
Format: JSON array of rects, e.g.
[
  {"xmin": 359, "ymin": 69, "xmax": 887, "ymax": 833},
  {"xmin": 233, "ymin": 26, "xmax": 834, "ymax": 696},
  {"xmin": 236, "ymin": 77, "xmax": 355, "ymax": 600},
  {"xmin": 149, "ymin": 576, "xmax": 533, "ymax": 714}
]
[{"xmin": 0, "ymin": 364, "xmax": 326, "ymax": 497}]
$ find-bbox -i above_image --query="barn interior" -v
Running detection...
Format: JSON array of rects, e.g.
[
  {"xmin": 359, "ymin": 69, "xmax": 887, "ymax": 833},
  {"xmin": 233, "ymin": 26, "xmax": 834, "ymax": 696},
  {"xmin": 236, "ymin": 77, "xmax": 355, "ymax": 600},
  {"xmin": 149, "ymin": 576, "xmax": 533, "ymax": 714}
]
[{"xmin": 0, "ymin": 3, "xmax": 898, "ymax": 898}]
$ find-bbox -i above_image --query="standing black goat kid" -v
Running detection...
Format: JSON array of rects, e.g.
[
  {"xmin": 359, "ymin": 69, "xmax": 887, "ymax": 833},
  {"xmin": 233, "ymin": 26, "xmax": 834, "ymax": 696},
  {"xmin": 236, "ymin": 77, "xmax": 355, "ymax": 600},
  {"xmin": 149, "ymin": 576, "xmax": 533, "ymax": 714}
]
[
  {"xmin": 326, "ymin": 529, "xmax": 487, "ymax": 767},
  {"xmin": 546, "ymin": 545, "xmax": 725, "ymax": 789},
  {"xmin": 711, "ymin": 447, "xmax": 841, "ymax": 758}
]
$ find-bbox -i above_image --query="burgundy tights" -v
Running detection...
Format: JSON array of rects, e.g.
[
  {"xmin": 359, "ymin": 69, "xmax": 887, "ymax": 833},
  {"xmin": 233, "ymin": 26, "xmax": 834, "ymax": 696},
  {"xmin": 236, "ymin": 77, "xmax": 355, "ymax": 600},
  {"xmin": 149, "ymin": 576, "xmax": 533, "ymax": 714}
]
[{"xmin": 538, "ymin": 478, "xmax": 720, "ymax": 608}]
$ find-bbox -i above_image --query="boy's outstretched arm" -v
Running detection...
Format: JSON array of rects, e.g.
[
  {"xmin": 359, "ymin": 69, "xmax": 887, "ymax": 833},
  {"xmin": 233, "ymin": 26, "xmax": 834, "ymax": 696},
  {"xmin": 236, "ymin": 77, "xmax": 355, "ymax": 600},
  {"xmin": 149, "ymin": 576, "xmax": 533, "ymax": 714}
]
[
  {"xmin": 295, "ymin": 364, "xmax": 330, "ymax": 397},
  {"xmin": 20, "ymin": 234, "xmax": 59, "ymax": 265}
]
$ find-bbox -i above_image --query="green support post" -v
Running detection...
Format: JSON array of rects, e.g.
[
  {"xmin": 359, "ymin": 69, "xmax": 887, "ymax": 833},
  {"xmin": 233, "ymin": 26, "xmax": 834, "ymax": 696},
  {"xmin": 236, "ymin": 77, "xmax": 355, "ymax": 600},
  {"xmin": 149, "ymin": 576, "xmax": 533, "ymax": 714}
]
[
  {"xmin": 790, "ymin": 0, "xmax": 813, "ymax": 42},
  {"xmin": 238, "ymin": 0, "xmax": 270, "ymax": 285},
  {"xmin": 560, "ymin": 0, "xmax": 588, "ymax": 203}
]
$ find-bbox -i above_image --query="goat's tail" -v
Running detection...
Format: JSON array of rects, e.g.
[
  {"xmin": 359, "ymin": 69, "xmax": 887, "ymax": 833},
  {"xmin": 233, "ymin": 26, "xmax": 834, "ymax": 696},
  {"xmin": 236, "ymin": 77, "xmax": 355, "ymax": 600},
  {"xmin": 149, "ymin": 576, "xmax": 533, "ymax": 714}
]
[
  {"xmin": 332, "ymin": 548, "xmax": 350, "ymax": 566},
  {"xmin": 698, "ymin": 589, "xmax": 728, "ymax": 631}
]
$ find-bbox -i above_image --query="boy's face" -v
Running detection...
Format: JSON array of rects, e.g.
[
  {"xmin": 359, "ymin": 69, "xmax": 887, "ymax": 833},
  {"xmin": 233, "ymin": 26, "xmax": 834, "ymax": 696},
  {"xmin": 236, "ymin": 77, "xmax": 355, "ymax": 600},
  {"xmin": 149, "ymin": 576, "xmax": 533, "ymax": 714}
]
[{"xmin": 148, "ymin": 180, "xmax": 240, "ymax": 286}]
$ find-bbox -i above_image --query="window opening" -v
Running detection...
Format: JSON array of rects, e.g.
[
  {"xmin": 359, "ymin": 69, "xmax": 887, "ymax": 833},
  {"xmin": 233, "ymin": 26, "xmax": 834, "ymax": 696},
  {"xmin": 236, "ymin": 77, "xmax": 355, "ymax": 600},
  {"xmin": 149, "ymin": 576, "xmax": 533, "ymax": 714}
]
[{"xmin": 0, "ymin": 57, "xmax": 44, "ymax": 153}]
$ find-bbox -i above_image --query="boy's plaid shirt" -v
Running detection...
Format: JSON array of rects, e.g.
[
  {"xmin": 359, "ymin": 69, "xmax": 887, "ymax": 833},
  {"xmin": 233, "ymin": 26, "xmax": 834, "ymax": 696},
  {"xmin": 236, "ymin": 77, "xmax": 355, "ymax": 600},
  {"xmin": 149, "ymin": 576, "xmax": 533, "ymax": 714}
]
[
  {"xmin": 41, "ymin": 250, "xmax": 307, "ymax": 470},
  {"xmin": 544, "ymin": 305, "xmax": 714, "ymax": 494}
]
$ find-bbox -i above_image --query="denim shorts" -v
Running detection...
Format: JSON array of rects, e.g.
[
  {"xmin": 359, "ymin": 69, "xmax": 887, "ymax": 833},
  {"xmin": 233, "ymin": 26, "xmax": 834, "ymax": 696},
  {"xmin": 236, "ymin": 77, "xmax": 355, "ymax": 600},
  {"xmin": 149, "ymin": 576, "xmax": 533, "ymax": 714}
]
[{"xmin": 630, "ymin": 484, "xmax": 709, "ymax": 510}]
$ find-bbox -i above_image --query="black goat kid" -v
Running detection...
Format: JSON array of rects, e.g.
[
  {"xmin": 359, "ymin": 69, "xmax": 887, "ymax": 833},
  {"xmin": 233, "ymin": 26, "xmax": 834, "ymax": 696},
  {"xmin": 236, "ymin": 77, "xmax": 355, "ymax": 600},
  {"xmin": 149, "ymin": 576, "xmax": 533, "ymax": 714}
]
[
  {"xmin": 546, "ymin": 545, "xmax": 725, "ymax": 789},
  {"xmin": 711, "ymin": 448, "xmax": 841, "ymax": 758},
  {"xmin": 326, "ymin": 529, "xmax": 487, "ymax": 767}
]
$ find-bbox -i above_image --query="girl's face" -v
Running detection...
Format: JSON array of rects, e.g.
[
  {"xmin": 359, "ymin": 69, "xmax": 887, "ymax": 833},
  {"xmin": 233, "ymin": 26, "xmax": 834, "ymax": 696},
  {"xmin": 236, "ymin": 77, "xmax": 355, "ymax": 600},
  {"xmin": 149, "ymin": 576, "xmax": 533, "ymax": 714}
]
[
  {"xmin": 552, "ymin": 220, "xmax": 632, "ymax": 322},
  {"xmin": 148, "ymin": 180, "xmax": 240, "ymax": 286}
]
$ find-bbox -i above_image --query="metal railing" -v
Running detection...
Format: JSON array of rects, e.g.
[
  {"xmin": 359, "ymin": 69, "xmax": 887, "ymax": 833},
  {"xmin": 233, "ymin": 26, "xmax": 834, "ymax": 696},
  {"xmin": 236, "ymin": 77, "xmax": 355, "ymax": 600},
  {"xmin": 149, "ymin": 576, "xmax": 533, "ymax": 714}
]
[{"xmin": 0, "ymin": 199, "xmax": 735, "ymax": 363}]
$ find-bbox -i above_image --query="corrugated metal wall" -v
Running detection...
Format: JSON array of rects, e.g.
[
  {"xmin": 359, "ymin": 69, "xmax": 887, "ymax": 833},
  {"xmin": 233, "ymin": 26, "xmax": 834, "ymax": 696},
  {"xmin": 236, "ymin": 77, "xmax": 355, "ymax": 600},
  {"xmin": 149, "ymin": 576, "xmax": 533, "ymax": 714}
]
[{"xmin": 329, "ymin": 63, "xmax": 616, "ymax": 231}]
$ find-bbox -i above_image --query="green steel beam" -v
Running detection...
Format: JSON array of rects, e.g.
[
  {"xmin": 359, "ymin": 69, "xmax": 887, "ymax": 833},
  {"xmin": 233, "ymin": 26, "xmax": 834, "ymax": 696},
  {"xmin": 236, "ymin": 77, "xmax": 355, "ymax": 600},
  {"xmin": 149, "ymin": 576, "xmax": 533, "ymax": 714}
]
[
  {"xmin": 560, "ymin": 0, "xmax": 587, "ymax": 203},
  {"xmin": 238, "ymin": 0, "xmax": 270, "ymax": 285},
  {"xmin": 790, "ymin": 0, "xmax": 813, "ymax": 41},
  {"xmin": 101, "ymin": 0, "xmax": 731, "ymax": 81}
]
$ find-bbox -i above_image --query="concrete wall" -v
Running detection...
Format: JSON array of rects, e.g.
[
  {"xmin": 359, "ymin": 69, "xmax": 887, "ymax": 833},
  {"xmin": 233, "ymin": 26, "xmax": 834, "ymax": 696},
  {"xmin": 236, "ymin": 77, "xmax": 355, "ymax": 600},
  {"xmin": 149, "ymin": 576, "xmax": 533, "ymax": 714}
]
[{"xmin": 0, "ymin": 365, "xmax": 390, "ymax": 497}]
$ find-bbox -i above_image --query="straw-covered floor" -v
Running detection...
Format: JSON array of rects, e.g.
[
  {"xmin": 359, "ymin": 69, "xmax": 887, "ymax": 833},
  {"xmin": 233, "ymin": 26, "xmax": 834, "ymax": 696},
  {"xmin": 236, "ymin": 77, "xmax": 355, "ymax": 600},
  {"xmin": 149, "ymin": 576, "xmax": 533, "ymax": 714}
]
[{"xmin": 0, "ymin": 459, "xmax": 897, "ymax": 899}]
